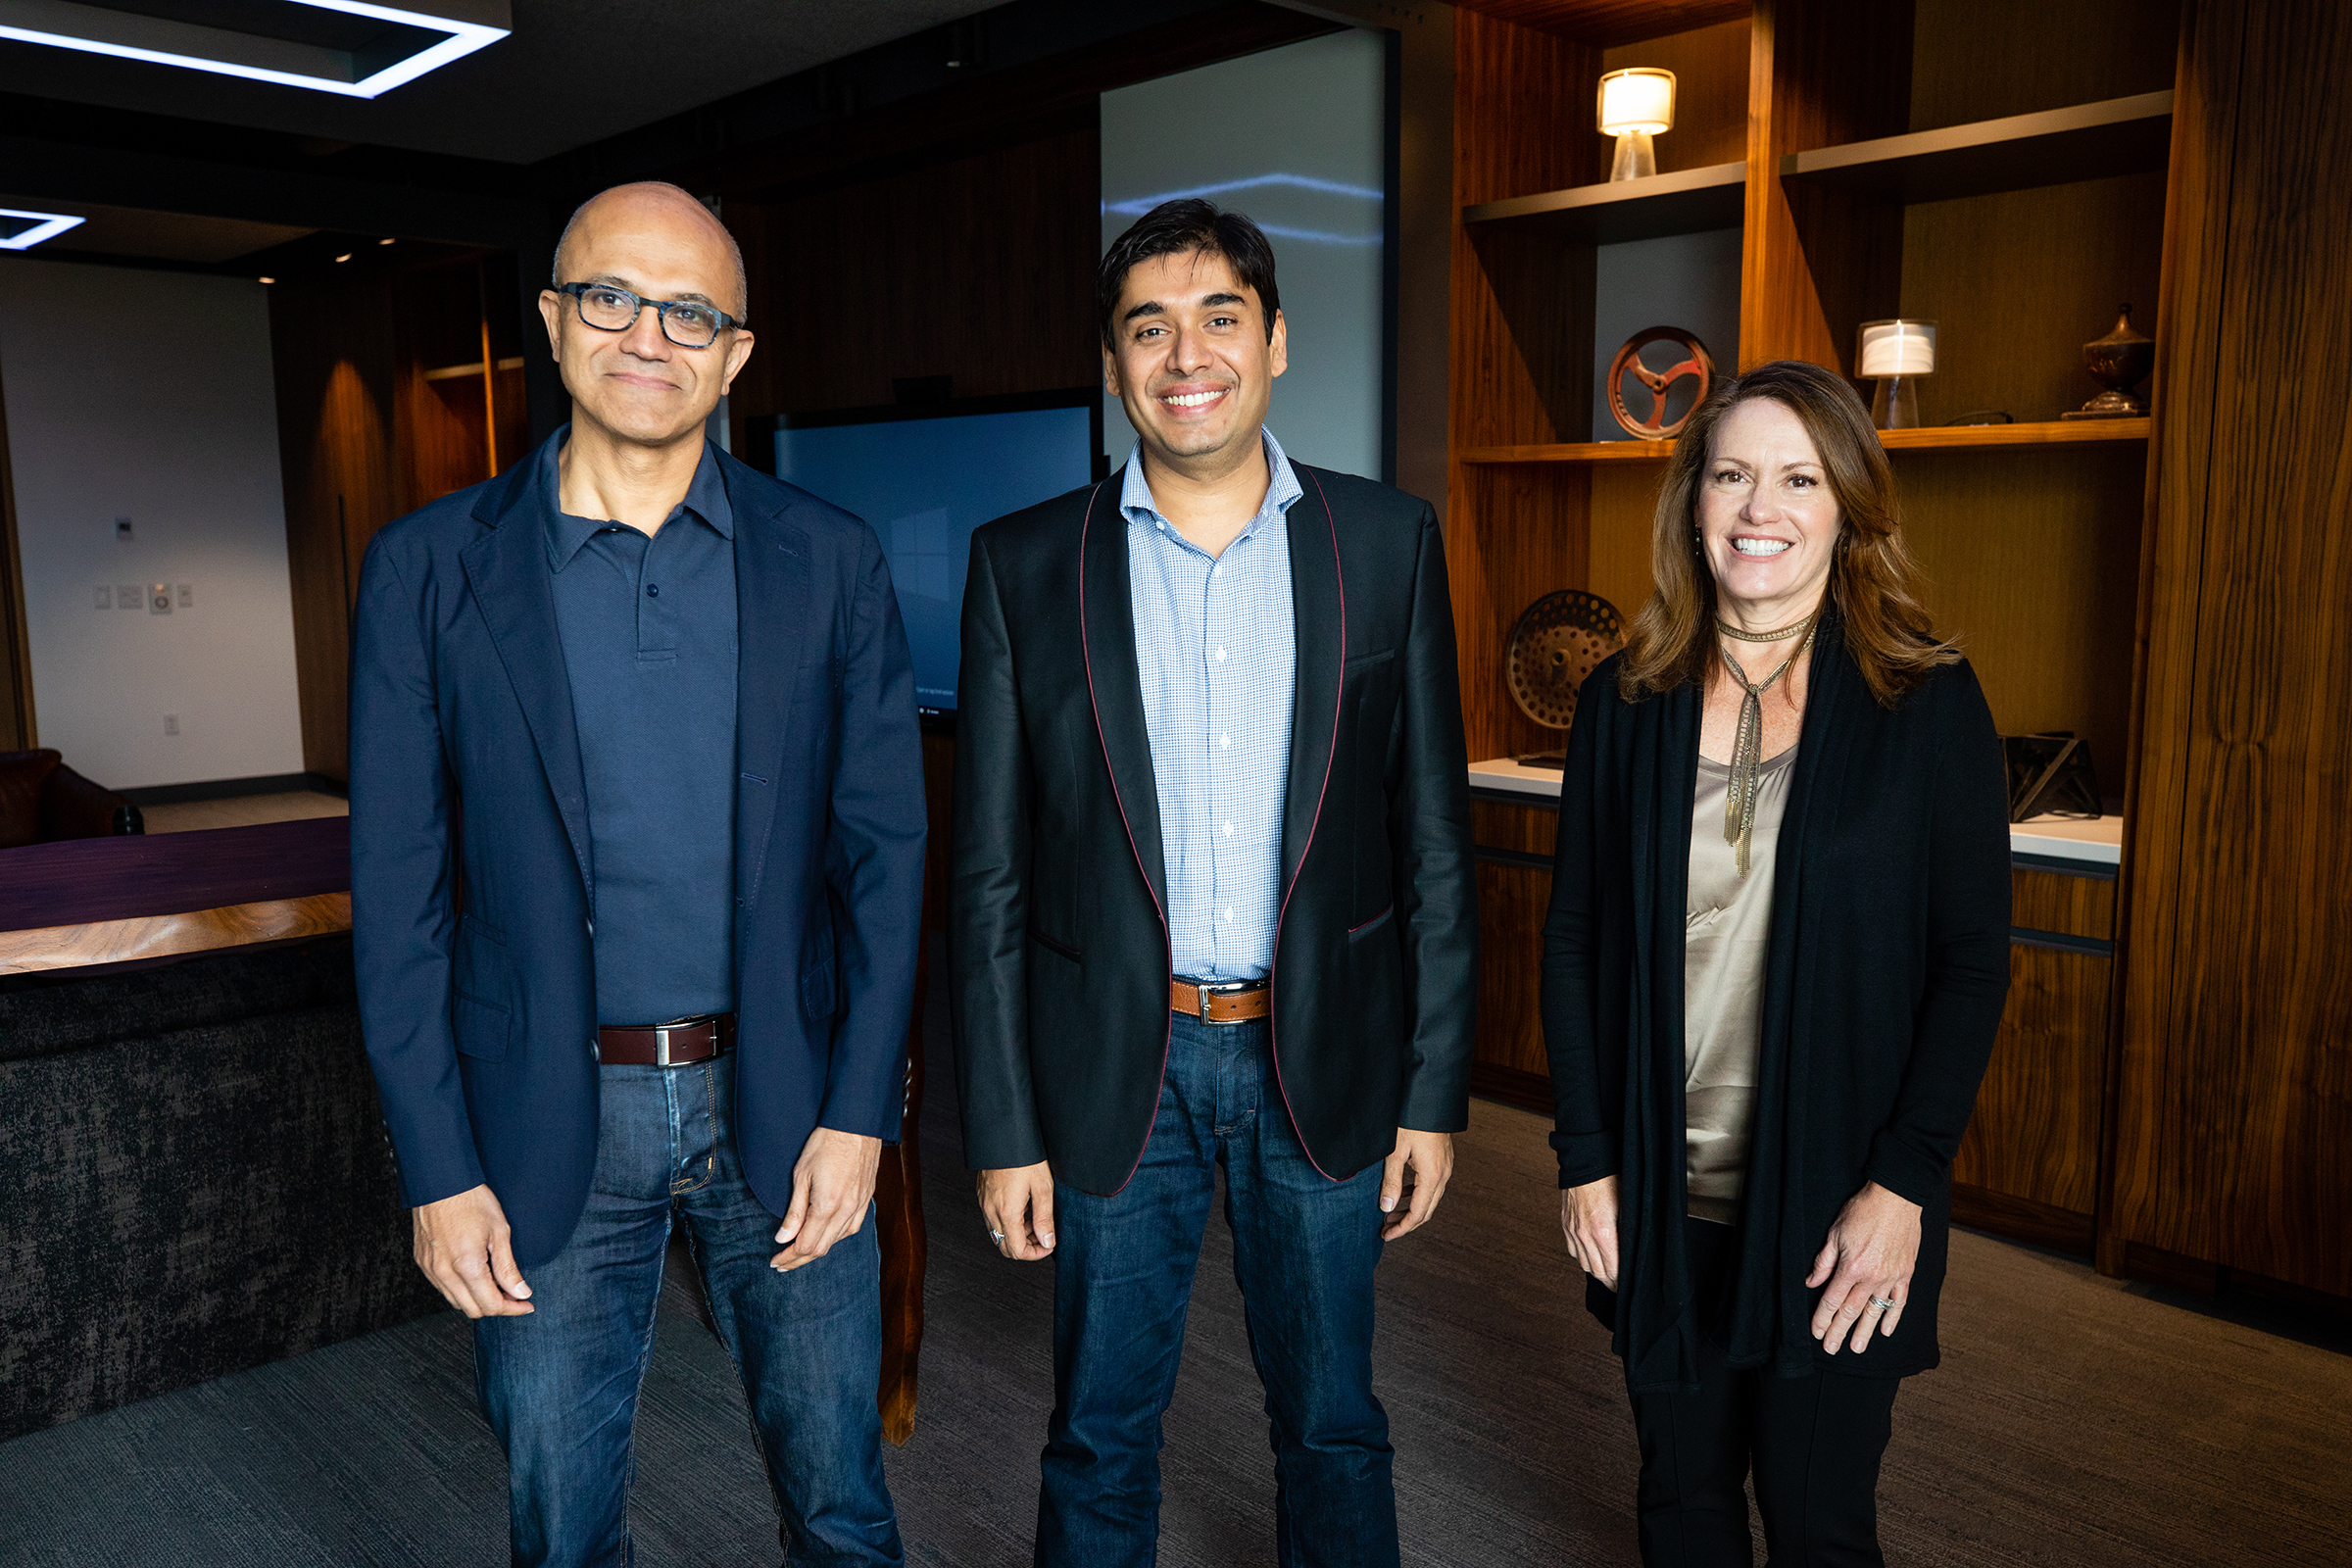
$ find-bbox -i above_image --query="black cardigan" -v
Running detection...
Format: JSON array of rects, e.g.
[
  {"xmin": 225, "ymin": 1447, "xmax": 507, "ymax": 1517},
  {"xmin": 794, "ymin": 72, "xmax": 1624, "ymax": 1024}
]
[{"xmin": 1542, "ymin": 614, "xmax": 2012, "ymax": 1392}]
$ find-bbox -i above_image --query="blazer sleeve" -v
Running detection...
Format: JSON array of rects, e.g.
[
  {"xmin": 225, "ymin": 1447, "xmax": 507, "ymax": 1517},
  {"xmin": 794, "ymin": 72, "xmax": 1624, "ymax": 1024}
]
[
  {"xmin": 947, "ymin": 533, "xmax": 1046, "ymax": 1170},
  {"xmin": 1393, "ymin": 505, "xmax": 1480, "ymax": 1133},
  {"xmin": 348, "ymin": 536, "xmax": 487, "ymax": 1208},
  {"xmin": 815, "ymin": 524, "xmax": 929, "ymax": 1141},
  {"xmin": 1863, "ymin": 665, "xmax": 2015, "ymax": 1204}
]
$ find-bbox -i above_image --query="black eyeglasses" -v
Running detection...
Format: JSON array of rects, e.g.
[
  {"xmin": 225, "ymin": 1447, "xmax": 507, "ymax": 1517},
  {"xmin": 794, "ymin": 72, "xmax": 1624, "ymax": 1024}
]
[{"xmin": 554, "ymin": 281, "xmax": 741, "ymax": 348}]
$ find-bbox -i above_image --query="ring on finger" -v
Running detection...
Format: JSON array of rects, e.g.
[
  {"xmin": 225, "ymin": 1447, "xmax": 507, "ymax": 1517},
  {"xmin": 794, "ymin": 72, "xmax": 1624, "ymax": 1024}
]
[
  {"xmin": 1869, "ymin": 1294, "xmax": 1895, "ymax": 1310},
  {"xmin": 989, "ymin": 1230, "xmax": 1005, "ymax": 1244}
]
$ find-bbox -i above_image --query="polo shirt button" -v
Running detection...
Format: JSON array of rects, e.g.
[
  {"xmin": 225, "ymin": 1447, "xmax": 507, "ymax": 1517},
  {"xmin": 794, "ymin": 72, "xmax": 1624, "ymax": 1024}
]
[{"xmin": 646, "ymin": 584, "xmax": 661, "ymax": 598}]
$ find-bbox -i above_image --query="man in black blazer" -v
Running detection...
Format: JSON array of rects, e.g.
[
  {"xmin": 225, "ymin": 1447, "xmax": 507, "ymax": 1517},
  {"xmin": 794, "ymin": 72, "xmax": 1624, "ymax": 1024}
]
[
  {"xmin": 350, "ymin": 182, "xmax": 923, "ymax": 1566},
  {"xmin": 950, "ymin": 200, "xmax": 1477, "ymax": 1567}
]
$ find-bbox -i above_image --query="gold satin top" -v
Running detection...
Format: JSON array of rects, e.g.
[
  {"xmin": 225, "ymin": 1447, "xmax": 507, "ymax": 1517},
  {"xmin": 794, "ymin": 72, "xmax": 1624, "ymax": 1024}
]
[{"xmin": 1683, "ymin": 745, "xmax": 1797, "ymax": 1224}]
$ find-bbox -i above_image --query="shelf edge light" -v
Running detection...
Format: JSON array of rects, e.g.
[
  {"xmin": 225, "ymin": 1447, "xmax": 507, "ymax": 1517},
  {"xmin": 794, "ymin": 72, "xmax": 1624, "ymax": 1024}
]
[
  {"xmin": 0, "ymin": 0, "xmax": 511, "ymax": 100},
  {"xmin": 0, "ymin": 207, "xmax": 86, "ymax": 250}
]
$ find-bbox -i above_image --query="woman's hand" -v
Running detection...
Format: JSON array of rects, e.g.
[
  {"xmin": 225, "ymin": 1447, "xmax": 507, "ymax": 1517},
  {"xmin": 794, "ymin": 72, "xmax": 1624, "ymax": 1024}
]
[
  {"xmin": 1807, "ymin": 1180, "xmax": 1923, "ymax": 1354},
  {"xmin": 1559, "ymin": 1174, "xmax": 1621, "ymax": 1290}
]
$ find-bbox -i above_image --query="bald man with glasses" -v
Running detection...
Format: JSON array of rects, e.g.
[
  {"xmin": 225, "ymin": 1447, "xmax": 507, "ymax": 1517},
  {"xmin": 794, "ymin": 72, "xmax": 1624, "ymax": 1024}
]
[{"xmin": 350, "ymin": 181, "xmax": 924, "ymax": 1567}]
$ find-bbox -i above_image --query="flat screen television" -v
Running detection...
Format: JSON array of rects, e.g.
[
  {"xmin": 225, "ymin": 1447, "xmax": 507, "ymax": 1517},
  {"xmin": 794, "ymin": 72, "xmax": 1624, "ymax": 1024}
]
[{"xmin": 747, "ymin": 391, "xmax": 1101, "ymax": 715}]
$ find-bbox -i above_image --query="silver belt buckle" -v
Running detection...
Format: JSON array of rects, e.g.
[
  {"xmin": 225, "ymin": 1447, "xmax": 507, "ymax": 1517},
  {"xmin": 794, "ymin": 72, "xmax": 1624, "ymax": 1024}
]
[{"xmin": 1194, "ymin": 977, "xmax": 1262, "ymax": 1024}]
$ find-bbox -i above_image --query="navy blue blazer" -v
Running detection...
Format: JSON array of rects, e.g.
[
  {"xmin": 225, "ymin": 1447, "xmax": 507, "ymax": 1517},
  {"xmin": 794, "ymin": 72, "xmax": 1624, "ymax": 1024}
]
[{"xmin": 349, "ymin": 431, "xmax": 927, "ymax": 1267}]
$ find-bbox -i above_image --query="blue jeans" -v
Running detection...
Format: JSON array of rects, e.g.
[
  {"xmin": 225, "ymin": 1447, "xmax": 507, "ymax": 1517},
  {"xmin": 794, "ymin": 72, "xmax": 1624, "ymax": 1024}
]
[
  {"xmin": 473, "ymin": 1060, "xmax": 902, "ymax": 1568},
  {"xmin": 1037, "ymin": 1013, "xmax": 1397, "ymax": 1568}
]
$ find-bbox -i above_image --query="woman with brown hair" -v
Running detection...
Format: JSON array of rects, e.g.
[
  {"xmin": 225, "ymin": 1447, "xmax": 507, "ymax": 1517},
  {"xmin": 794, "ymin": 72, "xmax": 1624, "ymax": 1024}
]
[{"xmin": 1543, "ymin": 360, "xmax": 2013, "ymax": 1564}]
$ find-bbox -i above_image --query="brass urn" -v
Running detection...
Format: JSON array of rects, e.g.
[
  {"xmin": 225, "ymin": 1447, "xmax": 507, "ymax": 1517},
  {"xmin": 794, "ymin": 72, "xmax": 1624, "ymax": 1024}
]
[{"xmin": 2064, "ymin": 304, "xmax": 2156, "ymax": 419}]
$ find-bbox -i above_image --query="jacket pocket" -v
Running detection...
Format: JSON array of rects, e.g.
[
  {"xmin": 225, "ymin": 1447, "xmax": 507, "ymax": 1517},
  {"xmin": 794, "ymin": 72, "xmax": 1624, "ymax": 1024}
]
[
  {"xmin": 1028, "ymin": 924, "xmax": 1083, "ymax": 964},
  {"xmin": 452, "ymin": 993, "xmax": 511, "ymax": 1060},
  {"xmin": 1348, "ymin": 904, "xmax": 1396, "ymax": 940}
]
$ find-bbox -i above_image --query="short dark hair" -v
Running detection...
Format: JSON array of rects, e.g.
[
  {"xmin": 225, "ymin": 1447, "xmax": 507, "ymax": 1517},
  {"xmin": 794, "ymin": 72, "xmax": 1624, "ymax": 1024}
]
[{"xmin": 1097, "ymin": 198, "xmax": 1281, "ymax": 347}]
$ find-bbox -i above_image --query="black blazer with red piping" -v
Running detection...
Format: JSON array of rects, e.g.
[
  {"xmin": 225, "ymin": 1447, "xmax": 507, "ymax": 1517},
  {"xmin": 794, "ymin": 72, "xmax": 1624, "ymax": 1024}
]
[{"xmin": 948, "ymin": 460, "xmax": 1478, "ymax": 1195}]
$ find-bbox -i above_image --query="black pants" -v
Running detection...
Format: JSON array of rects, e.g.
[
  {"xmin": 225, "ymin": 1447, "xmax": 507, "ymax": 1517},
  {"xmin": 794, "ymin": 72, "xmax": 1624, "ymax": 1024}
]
[{"xmin": 1625, "ymin": 1216, "xmax": 1900, "ymax": 1567}]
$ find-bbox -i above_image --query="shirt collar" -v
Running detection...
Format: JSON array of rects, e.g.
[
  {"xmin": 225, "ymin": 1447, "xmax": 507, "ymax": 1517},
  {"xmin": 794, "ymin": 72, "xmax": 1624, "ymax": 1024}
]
[
  {"xmin": 1118, "ymin": 427, "xmax": 1302, "ymax": 539},
  {"xmin": 541, "ymin": 424, "xmax": 735, "ymax": 570}
]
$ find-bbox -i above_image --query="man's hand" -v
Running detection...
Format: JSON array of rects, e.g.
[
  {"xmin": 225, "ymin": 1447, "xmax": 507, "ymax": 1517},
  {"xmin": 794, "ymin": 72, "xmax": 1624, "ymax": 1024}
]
[
  {"xmin": 1559, "ymin": 1174, "xmax": 1620, "ymax": 1291},
  {"xmin": 772, "ymin": 1127, "xmax": 883, "ymax": 1272},
  {"xmin": 1807, "ymin": 1179, "xmax": 1922, "ymax": 1355},
  {"xmin": 1379, "ymin": 1129, "xmax": 1453, "ymax": 1240},
  {"xmin": 414, "ymin": 1184, "xmax": 534, "ymax": 1318},
  {"xmin": 976, "ymin": 1161, "xmax": 1056, "ymax": 1260}
]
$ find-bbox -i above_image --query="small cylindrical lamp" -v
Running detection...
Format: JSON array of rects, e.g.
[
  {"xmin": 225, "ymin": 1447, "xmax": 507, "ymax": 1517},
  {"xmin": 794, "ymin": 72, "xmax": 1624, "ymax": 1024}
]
[
  {"xmin": 1597, "ymin": 68, "xmax": 1675, "ymax": 182},
  {"xmin": 1857, "ymin": 318, "xmax": 1937, "ymax": 429}
]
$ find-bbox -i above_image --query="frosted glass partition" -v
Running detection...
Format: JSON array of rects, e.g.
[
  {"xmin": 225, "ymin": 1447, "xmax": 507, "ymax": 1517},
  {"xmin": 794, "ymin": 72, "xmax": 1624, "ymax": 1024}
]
[{"xmin": 1100, "ymin": 28, "xmax": 1389, "ymax": 481}]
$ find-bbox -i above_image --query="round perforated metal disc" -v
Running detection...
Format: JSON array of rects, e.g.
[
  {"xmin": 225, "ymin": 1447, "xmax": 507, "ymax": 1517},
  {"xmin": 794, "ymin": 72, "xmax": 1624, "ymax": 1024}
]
[{"xmin": 1505, "ymin": 590, "xmax": 1626, "ymax": 730}]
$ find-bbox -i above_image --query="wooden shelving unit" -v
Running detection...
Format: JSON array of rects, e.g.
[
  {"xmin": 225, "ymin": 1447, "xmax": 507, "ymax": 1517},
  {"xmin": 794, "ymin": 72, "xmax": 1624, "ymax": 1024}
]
[
  {"xmin": 1464, "ymin": 160, "xmax": 1746, "ymax": 244},
  {"xmin": 1445, "ymin": 0, "xmax": 2180, "ymax": 1249},
  {"xmin": 1781, "ymin": 90, "xmax": 2174, "ymax": 204},
  {"xmin": 1460, "ymin": 417, "xmax": 2151, "ymax": 465}
]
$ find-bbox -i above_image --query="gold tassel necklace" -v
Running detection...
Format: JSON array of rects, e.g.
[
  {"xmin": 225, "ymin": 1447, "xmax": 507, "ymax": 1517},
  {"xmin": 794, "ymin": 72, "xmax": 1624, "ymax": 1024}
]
[{"xmin": 1716, "ymin": 610, "xmax": 1817, "ymax": 876}]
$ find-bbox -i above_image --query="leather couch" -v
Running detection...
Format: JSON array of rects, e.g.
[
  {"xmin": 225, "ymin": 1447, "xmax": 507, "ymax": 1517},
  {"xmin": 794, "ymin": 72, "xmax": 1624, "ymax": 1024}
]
[{"xmin": 0, "ymin": 749, "xmax": 144, "ymax": 847}]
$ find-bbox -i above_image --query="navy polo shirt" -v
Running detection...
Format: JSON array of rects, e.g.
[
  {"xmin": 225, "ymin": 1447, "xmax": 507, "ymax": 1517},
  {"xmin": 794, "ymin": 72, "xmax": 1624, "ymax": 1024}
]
[{"xmin": 542, "ymin": 431, "xmax": 738, "ymax": 1027}]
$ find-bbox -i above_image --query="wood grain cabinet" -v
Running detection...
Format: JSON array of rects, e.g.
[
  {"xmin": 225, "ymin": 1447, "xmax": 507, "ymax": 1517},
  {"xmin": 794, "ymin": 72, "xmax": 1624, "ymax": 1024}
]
[{"xmin": 1447, "ymin": 0, "xmax": 2347, "ymax": 1301}]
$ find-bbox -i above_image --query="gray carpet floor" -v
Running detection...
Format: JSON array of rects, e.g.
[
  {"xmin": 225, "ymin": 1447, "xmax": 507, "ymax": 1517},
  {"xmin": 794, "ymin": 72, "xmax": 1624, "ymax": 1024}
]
[{"xmin": 5, "ymin": 972, "xmax": 2348, "ymax": 1565}]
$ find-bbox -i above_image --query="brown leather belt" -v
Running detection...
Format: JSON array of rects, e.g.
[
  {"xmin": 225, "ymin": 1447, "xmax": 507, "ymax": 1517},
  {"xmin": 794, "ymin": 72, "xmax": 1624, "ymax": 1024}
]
[
  {"xmin": 1169, "ymin": 977, "xmax": 1270, "ymax": 1024},
  {"xmin": 596, "ymin": 1013, "xmax": 735, "ymax": 1066}
]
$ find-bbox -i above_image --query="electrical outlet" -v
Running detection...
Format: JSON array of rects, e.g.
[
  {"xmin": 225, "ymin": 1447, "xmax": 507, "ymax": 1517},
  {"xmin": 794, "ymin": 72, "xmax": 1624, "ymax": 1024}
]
[
  {"xmin": 149, "ymin": 584, "xmax": 172, "ymax": 614},
  {"xmin": 176, "ymin": 583, "xmax": 193, "ymax": 608},
  {"xmin": 117, "ymin": 584, "xmax": 140, "ymax": 611},
  {"xmin": 163, "ymin": 714, "xmax": 179, "ymax": 736},
  {"xmin": 115, "ymin": 516, "xmax": 133, "ymax": 542},
  {"xmin": 94, "ymin": 585, "xmax": 111, "ymax": 609}
]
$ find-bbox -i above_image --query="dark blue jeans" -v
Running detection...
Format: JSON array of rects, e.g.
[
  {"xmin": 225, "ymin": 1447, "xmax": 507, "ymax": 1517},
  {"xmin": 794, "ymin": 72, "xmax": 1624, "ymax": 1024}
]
[
  {"xmin": 473, "ymin": 1060, "xmax": 902, "ymax": 1568},
  {"xmin": 1037, "ymin": 1012, "xmax": 1397, "ymax": 1568}
]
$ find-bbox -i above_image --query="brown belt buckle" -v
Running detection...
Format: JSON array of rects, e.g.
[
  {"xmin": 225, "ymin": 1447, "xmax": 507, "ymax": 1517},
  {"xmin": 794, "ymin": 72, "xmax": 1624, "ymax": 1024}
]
[{"xmin": 1189, "ymin": 978, "xmax": 1269, "ymax": 1025}]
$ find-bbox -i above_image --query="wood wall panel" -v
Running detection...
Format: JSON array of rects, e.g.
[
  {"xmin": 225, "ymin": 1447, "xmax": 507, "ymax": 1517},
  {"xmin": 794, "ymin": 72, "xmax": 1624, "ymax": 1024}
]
[
  {"xmin": 2111, "ymin": 0, "xmax": 2352, "ymax": 1297},
  {"xmin": 1600, "ymin": 20, "xmax": 1752, "ymax": 176},
  {"xmin": 1450, "ymin": 464, "xmax": 1591, "ymax": 764},
  {"xmin": 1898, "ymin": 447, "xmax": 2145, "ymax": 793},
  {"xmin": 1740, "ymin": 0, "xmax": 1910, "ymax": 372},
  {"xmin": 0, "ymin": 342, "xmax": 32, "ymax": 751},
  {"xmin": 2013, "ymin": 867, "xmax": 2116, "ymax": 944},
  {"xmin": 270, "ymin": 275, "xmax": 398, "ymax": 783},
  {"xmin": 725, "ymin": 126, "xmax": 1099, "ymax": 428},
  {"xmin": 1956, "ymin": 944, "xmax": 2110, "ymax": 1218},
  {"xmin": 1908, "ymin": 0, "xmax": 2180, "ymax": 133},
  {"xmin": 1587, "ymin": 461, "xmax": 1666, "ymax": 629}
]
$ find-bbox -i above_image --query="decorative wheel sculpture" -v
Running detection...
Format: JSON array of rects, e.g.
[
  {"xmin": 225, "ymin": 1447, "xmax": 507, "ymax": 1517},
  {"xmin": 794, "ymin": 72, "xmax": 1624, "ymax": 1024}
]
[
  {"xmin": 1607, "ymin": 326, "xmax": 1715, "ymax": 440},
  {"xmin": 1504, "ymin": 589, "xmax": 1626, "ymax": 766}
]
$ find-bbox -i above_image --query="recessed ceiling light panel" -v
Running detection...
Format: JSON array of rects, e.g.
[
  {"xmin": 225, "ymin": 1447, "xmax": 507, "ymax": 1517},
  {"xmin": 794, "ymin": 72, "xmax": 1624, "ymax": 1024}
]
[
  {"xmin": 0, "ymin": 206, "xmax": 87, "ymax": 250},
  {"xmin": 0, "ymin": 0, "xmax": 511, "ymax": 99}
]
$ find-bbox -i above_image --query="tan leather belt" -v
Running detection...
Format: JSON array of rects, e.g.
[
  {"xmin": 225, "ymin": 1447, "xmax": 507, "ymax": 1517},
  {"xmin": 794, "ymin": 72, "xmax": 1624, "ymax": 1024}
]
[
  {"xmin": 596, "ymin": 1013, "xmax": 734, "ymax": 1066},
  {"xmin": 1169, "ymin": 977, "xmax": 1270, "ymax": 1024}
]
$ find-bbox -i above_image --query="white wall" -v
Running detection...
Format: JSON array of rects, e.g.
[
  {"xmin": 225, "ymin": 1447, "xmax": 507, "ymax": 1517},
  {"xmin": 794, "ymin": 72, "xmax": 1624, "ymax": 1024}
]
[
  {"xmin": 1101, "ymin": 28, "xmax": 1389, "ymax": 480},
  {"xmin": 0, "ymin": 259, "xmax": 303, "ymax": 789}
]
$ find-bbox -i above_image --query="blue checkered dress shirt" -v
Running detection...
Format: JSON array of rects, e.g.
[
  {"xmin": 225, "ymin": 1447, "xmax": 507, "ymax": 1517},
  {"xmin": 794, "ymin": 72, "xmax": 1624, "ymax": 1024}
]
[{"xmin": 1121, "ymin": 430, "xmax": 1304, "ymax": 983}]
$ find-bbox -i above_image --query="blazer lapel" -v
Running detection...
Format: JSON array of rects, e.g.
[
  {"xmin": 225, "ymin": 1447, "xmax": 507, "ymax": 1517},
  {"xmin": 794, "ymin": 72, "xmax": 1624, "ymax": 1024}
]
[
  {"xmin": 729, "ymin": 464, "xmax": 810, "ymax": 908},
  {"xmin": 1280, "ymin": 469, "xmax": 1344, "ymax": 894},
  {"xmin": 1081, "ymin": 473, "xmax": 1167, "ymax": 915},
  {"xmin": 459, "ymin": 466, "xmax": 593, "ymax": 901}
]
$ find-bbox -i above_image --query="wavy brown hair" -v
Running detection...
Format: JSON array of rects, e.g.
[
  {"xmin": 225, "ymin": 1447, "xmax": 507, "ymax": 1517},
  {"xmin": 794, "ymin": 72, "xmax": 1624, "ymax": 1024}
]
[{"xmin": 1617, "ymin": 359, "xmax": 1958, "ymax": 709}]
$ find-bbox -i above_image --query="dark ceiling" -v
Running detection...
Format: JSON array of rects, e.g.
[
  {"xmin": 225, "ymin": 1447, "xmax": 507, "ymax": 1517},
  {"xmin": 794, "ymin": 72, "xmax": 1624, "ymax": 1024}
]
[{"xmin": 0, "ymin": 0, "xmax": 1007, "ymax": 165}]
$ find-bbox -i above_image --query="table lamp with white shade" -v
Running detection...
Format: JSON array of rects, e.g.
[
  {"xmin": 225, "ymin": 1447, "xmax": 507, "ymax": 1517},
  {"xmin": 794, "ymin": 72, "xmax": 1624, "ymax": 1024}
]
[
  {"xmin": 1597, "ymin": 68, "xmax": 1675, "ymax": 182},
  {"xmin": 1857, "ymin": 318, "xmax": 1937, "ymax": 429}
]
